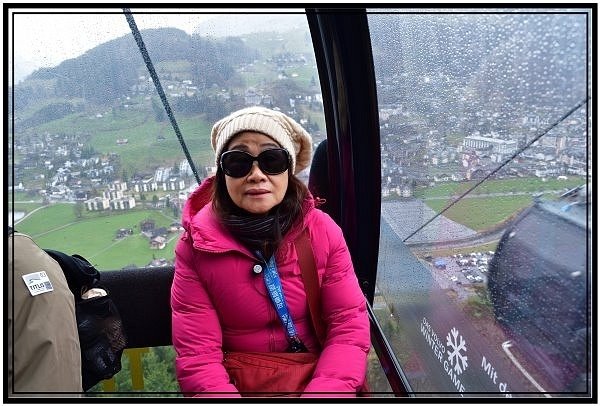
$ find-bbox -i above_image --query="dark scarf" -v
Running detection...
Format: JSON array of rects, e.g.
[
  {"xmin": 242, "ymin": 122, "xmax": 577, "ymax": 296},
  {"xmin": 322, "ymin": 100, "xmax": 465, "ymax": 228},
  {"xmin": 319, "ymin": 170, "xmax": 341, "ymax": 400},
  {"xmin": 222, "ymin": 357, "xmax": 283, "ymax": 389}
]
[{"xmin": 221, "ymin": 207, "xmax": 295, "ymax": 259}]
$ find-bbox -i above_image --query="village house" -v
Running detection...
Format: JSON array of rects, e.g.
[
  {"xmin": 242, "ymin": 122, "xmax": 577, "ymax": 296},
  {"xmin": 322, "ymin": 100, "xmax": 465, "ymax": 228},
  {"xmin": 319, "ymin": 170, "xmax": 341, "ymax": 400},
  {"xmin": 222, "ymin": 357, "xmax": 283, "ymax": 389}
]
[
  {"xmin": 150, "ymin": 236, "xmax": 167, "ymax": 250},
  {"xmin": 85, "ymin": 196, "xmax": 110, "ymax": 211},
  {"xmin": 140, "ymin": 219, "xmax": 155, "ymax": 233},
  {"xmin": 110, "ymin": 196, "xmax": 136, "ymax": 210}
]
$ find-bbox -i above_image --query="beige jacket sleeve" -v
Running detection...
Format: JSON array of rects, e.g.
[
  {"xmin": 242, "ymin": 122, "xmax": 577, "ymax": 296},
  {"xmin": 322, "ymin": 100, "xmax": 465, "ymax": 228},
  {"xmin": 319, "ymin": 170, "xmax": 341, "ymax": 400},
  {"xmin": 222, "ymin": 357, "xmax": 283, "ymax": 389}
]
[{"xmin": 8, "ymin": 232, "xmax": 82, "ymax": 395}]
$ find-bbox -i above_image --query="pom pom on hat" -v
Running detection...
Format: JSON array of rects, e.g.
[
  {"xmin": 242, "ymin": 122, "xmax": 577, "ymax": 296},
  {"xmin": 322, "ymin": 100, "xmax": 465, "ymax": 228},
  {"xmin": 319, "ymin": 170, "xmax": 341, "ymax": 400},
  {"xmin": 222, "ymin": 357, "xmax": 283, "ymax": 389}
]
[{"xmin": 211, "ymin": 106, "xmax": 313, "ymax": 174}]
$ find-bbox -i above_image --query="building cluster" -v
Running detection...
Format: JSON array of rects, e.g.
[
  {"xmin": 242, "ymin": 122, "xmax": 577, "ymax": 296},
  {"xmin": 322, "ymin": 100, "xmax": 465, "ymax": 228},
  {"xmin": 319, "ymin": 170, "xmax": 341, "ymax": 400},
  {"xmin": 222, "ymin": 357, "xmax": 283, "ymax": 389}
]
[
  {"xmin": 379, "ymin": 98, "xmax": 587, "ymax": 199},
  {"xmin": 83, "ymin": 167, "xmax": 192, "ymax": 212},
  {"xmin": 84, "ymin": 181, "xmax": 136, "ymax": 211},
  {"xmin": 12, "ymin": 130, "xmax": 198, "ymax": 212}
]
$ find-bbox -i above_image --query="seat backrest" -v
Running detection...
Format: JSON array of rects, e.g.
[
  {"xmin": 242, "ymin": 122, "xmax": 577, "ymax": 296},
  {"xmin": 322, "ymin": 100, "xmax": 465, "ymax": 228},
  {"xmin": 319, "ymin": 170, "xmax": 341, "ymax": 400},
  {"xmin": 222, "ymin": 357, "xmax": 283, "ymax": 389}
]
[
  {"xmin": 308, "ymin": 139, "xmax": 331, "ymax": 215},
  {"xmin": 101, "ymin": 266, "xmax": 174, "ymax": 349}
]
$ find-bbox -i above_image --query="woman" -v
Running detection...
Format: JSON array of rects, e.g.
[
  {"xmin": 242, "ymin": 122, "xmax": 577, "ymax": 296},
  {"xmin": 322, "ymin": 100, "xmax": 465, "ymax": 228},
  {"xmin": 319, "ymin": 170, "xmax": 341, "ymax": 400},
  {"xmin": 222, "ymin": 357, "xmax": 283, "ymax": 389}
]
[{"xmin": 171, "ymin": 106, "xmax": 370, "ymax": 396}]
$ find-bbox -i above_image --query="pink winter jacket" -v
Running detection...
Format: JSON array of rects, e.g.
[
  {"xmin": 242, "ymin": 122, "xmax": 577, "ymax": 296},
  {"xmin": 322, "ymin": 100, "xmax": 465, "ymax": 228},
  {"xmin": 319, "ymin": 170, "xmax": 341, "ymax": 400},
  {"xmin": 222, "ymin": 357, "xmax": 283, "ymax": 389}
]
[{"xmin": 171, "ymin": 177, "xmax": 370, "ymax": 396}]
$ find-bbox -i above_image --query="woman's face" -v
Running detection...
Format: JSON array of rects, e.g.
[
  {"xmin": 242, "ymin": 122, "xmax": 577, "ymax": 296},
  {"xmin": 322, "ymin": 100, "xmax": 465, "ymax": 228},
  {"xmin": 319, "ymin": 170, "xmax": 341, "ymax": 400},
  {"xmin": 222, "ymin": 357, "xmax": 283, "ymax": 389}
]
[{"xmin": 223, "ymin": 131, "xmax": 289, "ymax": 214}]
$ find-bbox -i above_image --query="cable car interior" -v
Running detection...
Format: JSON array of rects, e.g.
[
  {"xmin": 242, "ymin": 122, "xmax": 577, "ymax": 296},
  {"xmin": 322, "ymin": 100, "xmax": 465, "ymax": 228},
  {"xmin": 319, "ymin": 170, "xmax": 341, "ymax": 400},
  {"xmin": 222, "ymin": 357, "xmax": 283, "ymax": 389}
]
[{"xmin": 7, "ymin": 6, "xmax": 594, "ymax": 399}]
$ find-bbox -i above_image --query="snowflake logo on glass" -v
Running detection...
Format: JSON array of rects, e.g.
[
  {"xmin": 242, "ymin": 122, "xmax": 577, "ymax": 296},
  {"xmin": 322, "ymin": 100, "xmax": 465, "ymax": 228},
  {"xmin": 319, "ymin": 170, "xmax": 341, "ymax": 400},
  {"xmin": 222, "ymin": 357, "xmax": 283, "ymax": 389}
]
[{"xmin": 446, "ymin": 327, "xmax": 468, "ymax": 375}]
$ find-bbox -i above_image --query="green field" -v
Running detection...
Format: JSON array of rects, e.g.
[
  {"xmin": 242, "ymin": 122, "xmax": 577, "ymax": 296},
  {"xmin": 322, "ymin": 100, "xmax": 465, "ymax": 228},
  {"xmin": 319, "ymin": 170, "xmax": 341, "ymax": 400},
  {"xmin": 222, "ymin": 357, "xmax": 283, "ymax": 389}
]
[
  {"xmin": 425, "ymin": 194, "xmax": 534, "ymax": 231},
  {"xmin": 15, "ymin": 204, "xmax": 180, "ymax": 270},
  {"xmin": 418, "ymin": 176, "xmax": 586, "ymax": 231},
  {"xmin": 415, "ymin": 176, "xmax": 586, "ymax": 199}
]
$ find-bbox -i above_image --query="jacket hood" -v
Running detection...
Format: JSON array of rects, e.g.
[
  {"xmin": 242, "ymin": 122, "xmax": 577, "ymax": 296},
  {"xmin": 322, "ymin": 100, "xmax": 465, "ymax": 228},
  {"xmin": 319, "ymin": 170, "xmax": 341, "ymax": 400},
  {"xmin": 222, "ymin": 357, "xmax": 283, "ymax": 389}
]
[{"xmin": 181, "ymin": 175, "xmax": 215, "ymax": 232}]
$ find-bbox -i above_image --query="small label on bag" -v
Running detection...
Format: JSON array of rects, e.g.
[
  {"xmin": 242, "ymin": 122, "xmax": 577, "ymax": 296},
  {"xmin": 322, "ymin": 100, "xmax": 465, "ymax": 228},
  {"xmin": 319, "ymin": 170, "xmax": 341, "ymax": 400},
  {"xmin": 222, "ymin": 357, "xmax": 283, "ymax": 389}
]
[
  {"xmin": 22, "ymin": 271, "xmax": 54, "ymax": 296},
  {"xmin": 81, "ymin": 287, "xmax": 107, "ymax": 299}
]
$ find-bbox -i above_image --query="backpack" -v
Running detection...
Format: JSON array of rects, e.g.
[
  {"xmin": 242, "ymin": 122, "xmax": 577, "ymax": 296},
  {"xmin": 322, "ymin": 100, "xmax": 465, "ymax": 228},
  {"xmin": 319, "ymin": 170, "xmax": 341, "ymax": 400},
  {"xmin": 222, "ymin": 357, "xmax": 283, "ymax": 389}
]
[{"xmin": 43, "ymin": 249, "xmax": 127, "ymax": 391}]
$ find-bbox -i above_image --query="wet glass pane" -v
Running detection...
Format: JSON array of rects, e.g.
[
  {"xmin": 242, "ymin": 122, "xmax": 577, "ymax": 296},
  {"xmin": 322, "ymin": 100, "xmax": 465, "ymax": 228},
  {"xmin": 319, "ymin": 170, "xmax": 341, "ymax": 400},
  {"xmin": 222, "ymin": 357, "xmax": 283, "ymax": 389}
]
[{"xmin": 368, "ymin": 8, "xmax": 591, "ymax": 397}]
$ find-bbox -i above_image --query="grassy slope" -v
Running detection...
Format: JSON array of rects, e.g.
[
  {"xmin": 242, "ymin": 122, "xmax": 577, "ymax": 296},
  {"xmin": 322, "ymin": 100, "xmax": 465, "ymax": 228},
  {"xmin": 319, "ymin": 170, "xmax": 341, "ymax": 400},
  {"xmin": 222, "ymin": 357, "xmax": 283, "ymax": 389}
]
[{"xmin": 15, "ymin": 204, "xmax": 179, "ymax": 270}]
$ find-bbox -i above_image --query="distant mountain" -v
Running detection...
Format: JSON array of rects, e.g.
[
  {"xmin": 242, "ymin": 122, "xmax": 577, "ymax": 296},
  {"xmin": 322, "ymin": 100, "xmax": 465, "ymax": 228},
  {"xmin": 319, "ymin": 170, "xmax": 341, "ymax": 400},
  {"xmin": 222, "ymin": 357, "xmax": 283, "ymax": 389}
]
[{"xmin": 16, "ymin": 27, "xmax": 259, "ymax": 107}]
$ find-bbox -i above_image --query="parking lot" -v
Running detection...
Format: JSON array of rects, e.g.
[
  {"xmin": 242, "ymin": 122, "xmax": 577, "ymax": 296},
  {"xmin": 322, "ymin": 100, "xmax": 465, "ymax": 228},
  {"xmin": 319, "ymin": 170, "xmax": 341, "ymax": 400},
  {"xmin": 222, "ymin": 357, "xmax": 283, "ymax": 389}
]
[{"xmin": 424, "ymin": 251, "xmax": 494, "ymax": 299}]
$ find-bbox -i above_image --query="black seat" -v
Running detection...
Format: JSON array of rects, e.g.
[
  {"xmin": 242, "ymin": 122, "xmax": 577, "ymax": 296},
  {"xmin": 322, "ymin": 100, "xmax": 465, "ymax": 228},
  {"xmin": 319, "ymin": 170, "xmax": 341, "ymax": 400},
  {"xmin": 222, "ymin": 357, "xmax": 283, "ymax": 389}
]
[{"xmin": 102, "ymin": 266, "xmax": 174, "ymax": 349}]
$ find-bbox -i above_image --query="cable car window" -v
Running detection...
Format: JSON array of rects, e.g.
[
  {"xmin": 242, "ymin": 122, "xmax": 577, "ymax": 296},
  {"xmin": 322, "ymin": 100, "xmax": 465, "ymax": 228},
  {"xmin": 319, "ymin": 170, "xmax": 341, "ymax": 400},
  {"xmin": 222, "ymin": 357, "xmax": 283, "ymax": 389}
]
[
  {"xmin": 10, "ymin": 8, "xmax": 325, "ymax": 270},
  {"xmin": 9, "ymin": 8, "xmax": 330, "ymax": 393},
  {"xmin": 368, "ymin": 9, "xmax": 591, "ymax": 396}
]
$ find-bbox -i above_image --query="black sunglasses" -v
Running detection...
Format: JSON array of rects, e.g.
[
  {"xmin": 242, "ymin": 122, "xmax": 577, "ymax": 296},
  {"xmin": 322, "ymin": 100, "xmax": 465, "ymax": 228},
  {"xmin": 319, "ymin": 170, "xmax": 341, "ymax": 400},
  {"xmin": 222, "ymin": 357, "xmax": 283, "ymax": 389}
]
[{"xmin": 220, "ymin": 148, "xmax": 291, "ymax": 178}]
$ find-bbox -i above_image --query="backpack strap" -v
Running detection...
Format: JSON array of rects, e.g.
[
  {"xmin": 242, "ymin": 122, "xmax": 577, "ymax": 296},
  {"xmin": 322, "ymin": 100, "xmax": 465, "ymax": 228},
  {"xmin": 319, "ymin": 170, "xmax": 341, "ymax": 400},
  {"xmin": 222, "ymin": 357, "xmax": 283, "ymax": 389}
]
[{"xmin": 295, "ymin": 229, "xmax": 326, "ymax": 348}]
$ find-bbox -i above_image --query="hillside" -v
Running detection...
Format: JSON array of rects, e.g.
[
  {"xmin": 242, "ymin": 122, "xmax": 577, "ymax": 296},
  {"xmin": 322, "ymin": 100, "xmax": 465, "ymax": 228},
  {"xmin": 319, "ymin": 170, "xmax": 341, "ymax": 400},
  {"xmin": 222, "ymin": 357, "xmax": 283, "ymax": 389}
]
[
  {"xmin": 10, "ymin": 26, "xmax": 324, "ymax": 175},
  {"xmin": 13, "ymin": 28, "xmax": 259, "ymax": 110}
]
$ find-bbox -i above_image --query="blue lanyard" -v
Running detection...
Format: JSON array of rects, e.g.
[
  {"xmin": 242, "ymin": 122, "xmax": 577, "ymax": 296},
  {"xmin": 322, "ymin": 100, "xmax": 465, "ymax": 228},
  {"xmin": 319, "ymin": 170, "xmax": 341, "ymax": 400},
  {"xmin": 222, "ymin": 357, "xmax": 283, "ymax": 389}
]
[{"xmin": 256, "ymin": 252, "xmax": 298, "ymax": 340}]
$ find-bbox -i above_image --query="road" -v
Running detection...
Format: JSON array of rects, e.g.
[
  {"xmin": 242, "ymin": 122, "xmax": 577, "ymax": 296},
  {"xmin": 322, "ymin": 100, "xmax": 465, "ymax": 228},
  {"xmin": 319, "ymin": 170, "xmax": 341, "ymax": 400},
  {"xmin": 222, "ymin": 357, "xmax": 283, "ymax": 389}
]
[{"xmin": 405, "ymin": 227, "xmax": 506, "ymax": 252}]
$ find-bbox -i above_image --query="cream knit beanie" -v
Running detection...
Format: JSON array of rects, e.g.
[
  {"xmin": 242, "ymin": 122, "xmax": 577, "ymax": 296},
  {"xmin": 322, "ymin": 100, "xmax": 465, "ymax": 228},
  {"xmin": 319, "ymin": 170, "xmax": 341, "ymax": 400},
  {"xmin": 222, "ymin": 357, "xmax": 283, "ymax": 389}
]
[{"xmin": 211, "ymin": 106, "xmax": 313, "ymax": 174}]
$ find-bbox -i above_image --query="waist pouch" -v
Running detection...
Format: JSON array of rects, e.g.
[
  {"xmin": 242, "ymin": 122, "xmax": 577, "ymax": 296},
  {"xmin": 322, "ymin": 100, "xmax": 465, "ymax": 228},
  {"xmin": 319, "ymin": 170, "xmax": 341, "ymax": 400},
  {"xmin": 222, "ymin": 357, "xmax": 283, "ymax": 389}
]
[{"xmin": 223, "ymin": 351, "xmax": 318, "ymax": 397}]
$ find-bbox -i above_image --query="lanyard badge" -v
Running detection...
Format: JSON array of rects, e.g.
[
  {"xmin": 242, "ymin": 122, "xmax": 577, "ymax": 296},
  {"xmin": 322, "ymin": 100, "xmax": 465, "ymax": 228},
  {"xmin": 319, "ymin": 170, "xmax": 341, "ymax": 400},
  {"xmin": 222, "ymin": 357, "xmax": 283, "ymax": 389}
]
[{"xmin": 257, "ymin": 252, "xmax": 308, "ymax": 353}]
